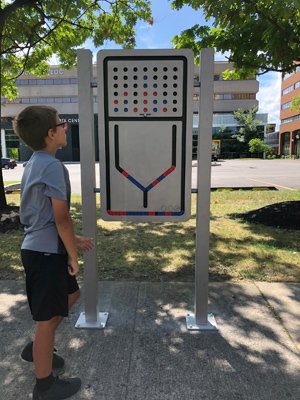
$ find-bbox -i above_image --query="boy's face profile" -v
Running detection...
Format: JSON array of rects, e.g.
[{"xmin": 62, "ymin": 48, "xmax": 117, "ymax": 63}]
[{"xmin": 50, "ymin": 118, "xmax": 68, "ymax": 149}]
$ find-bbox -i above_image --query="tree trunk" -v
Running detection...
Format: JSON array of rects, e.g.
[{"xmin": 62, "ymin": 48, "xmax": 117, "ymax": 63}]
[
  {"xmin": 0, "ymin": 78, "xmax": 7, "ymax": 209},
  {"xmin": 0, "ymin": 10, "xmax": 8, "ymax": 209},
  {"xmin": 0, "ymin": 164, "xmax": 7, "ymax": 210}
]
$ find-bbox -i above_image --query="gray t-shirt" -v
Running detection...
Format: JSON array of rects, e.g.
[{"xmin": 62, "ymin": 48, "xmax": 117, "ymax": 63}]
[{"xmin": 20, "ymin": 151, "xmax": 71, "ymax": 254}]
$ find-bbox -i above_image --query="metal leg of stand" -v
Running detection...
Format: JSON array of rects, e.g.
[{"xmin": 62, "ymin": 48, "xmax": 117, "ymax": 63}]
[
  {"xmin": 186, "ymin": 48, "xmax": 217, "ymax": 332},
  {"xmin": 76, "ymin": 49, "xmax": 108, "ymax": 329}
]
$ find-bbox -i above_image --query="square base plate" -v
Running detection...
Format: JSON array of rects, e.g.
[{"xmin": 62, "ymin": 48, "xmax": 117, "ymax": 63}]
[
  {"xmin": 186, "ymin": 313, "xmax": 218, "ymax": 331},
  {"xmin": 75, "ymin": 311, "xmax": 109, "ymax": 329}
]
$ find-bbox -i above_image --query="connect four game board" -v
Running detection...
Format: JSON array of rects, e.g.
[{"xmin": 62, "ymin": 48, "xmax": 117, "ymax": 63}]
[{"xmin": 97, "ymin": 49, "xmax": 193, "ymax": 221}]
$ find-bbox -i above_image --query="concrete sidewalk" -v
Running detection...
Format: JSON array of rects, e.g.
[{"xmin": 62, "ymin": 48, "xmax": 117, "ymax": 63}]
[{"xmin": 0, "ymin": 281, "xmax": 299, "ymax": 400}]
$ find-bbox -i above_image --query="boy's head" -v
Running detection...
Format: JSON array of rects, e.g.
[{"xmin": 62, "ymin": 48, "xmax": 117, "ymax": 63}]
[{"xmin": 13, "ymin": 106, "xmax": 59, "ymax": 150}]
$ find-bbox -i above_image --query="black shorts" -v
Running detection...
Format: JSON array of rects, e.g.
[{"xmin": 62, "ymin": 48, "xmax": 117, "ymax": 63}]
[{"xmin": 21, "ymin": 250, "xmax": 79, "ymax": 321}]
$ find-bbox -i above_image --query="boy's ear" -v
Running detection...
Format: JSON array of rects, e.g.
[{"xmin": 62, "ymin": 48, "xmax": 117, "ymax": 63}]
[
  {"xmin": 47, "ymin": 128, "xmax": 55, "ymax": 139},
  {"xmin": 45, "ymin": 128, "xmax": 55, "ymax": 144}
]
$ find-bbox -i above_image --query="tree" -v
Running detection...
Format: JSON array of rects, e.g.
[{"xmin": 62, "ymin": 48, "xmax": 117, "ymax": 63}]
[
  {"xmin": 171, "ymin": 0, "xmax": 300, "ymax": 77},
  {"xmin": 248, "ymin": 138, "xmax": 271, "ymax": 156},
  {"xmin": 0, "ymin": 0, "xmax": 152, "ymax": 209},
  {"xmin": 233, "ymin": 106, "xmax": 263, "ymax": 143},
  {"xmin": 291, "ymin": 95, "xmax": 300, "ymax": 111},
  {"xmin": 0, "ymin": 0, "xmax": 151, "ymax": 98}
]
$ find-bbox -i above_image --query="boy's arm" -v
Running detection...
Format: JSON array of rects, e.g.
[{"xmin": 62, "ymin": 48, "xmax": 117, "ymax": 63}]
[{"xmin": 51, "ymin": 198, "xmax": 79, "ymax": 276}]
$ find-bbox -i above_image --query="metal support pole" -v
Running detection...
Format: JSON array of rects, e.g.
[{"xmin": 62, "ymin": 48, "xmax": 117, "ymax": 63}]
[
  {"xmin": 75, "ymin": 49, "xmax": 108, "ymax": 329},
  {"xmin": 186, "ymin": 48, "xmax": 217, "ymax": 331}
]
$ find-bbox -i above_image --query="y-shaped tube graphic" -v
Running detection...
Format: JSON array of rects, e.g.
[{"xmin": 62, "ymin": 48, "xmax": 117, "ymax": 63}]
[{"xmin": 114, "ymin": 125, "xmax": 177, "ymax": 208}]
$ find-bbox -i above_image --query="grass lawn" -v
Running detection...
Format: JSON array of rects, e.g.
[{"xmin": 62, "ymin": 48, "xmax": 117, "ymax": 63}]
[
  {"xmin": 3, "ymin": 181, "xmax": 20, "ymax": 185},
  {"xmin": 1, "ymin": 190, "xmax": 300, "ymax": 282}
]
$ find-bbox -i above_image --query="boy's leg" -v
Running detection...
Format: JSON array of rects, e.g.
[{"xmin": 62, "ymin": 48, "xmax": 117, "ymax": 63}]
[
  {"xmin": 33, "ymin": 316, "xmax": 61, "ymax": 378},
  {"xmin": 21, "ymin": 251, "xmax": 82, "ymax": 398},
  {"xmin": 21, "ymin": 290, "xmax": 81, "ymax": 365},
  {"xmin": 69, "ymin": 289, "xmax": 80, "ymax": 309},
  {"xmin": 52, "ymin": 289, "xmax": 80, "ymax": 329},
  {"xmin": 33, "ymin": 316, "xmax": 81, "ymax": 400},
  {"xmin": 32, "ymin": 296, "xmax": 82, "ymax": 399},
  {"xmin": 53, "ymin": 274, "xmax": 80, "ymax": 329}
]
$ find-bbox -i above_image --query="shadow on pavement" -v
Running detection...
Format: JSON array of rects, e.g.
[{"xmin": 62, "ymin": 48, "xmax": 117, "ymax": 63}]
[{"xmin": 0, "ymin": 281, "xmax": 299, "ymax": 399}]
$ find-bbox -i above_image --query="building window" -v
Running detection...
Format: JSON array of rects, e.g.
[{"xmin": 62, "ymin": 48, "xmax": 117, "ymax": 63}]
[
  {"xmin": 234, "ymin": 93, "xmax": 256, "ymax": 100},
  {"xmin": 54, "ymin": 97, "xmax": 68, "ymax": 103},
  {"xmin": 283, "ymin": 72, "xmax": 293, "ymax": 80},
  {"xmin": 2, "ymin": 97, "xmax": 79, "ymax": 104},
  {"xmin": 281, "ymin": 102, "xmax": 291, "ymax": 110},
  {"xmin": 283, "ymin": 66, "xmax": 300, "ymax": 80},
  {"xmin": 214, "ymin": 94, "xmax": 225, "ymax": 100},
  {"xmin": 282, "ymin": 85, "xmax": 294, "ymax": 95},
  {"xmin": 15, "ymin": 78, "xmax": 78, "ymax": 86},
  {"xmin": 281, "ymin": 114, "xmax": 300, "ymax": 124},
  {"xmin": 295, "ymin": 81, "xmax": 300, "ymax": 89},
  {"xmin": 213, "ymin": 93, "xmax": 255, "ymax": 100},
  {"xmin": 1, "ymin": 98, "xmax": 21, "ymax": 104},
  {"xmin": 5, "ymin": 129, "xmax": 19, "ymax": 148}
]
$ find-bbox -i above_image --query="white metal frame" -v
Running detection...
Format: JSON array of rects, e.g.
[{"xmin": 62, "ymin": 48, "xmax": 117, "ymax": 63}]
[
  {"xmin": 75, "ymin": 49, "xmax": 108, "ymax": 329},
  {"xmin": 186, "ymin": 48, "xmax": 217, "ymax": 331},
  {"xmin": 76, "ymin": 48, "xmax": 216, "ymax": 331}
]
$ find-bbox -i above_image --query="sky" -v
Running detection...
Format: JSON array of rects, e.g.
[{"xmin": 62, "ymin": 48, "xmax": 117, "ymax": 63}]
[{"xmin": 87, "ymin": 0, "xmax": 281, "ymax": 129}]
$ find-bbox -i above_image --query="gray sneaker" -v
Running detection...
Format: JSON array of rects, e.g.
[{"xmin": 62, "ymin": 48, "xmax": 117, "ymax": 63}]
[{"xmin": 32, "ymin": 376, "xmax": 81, "ymax": 399}]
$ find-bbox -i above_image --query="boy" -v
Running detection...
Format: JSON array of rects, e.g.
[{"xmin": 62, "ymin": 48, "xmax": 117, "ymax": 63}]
[{"xmin": 14, "ymin": 105, "xmax": 93, "ymax": 400}]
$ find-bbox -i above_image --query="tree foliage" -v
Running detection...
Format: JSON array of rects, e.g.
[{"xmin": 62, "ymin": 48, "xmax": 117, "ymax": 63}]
[
  {"xmin": 233, "ymin": 106, "xmax": 262, "ymax": 143},
  {"xmin": 171, "ymin": 0, "xmax": 300, "ymax": 77},
  {"xmin": 0, "ymin": 0, "xmax": 151, "ymax": 98},
  {"xmin": 0, "ymin": 0, "xmax": 151, "ymax": 209},
  {"xmin": 291, "ymin": 95, "xmax": 300, "ymax": 111},
  {"xmin": 248, "ymin": 138, "xmax": 271, "ymax": 155}
]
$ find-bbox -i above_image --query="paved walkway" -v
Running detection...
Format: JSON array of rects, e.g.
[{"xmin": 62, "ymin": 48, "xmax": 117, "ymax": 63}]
[{"xmin": 0, "ymin": 281, "xmax": 299, "ymax": 399}]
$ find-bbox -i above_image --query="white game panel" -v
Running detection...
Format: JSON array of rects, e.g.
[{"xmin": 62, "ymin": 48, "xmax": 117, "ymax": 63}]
[{"xmin": 97, "ymin": 49, "xmax": 193, "ymax": 221}]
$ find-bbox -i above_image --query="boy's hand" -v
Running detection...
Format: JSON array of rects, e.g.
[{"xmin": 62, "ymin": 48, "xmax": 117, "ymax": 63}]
[
  {"xmin": 76, "ymin": 235, "xmax": 94, "ymax": 252},
  {"xmin": 68, "ymin": 258, "xmax": 79, "ymax": 276}
]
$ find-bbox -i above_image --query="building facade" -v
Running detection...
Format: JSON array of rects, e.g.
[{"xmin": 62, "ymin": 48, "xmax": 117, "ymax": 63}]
[
  {"xmin": 279, "ymin": 65, "xmax": 300, "ymax": 157},
  {"xmin": 193, "ymin": 62, "xmax": 267, "ymax": 158},
  {"xmin": 264, "ymin": 131, "xmax": 279, "ymax": 154},
  {"xmin": 1, "ymin": 62, "xmax": 264, "ymax": 161}
]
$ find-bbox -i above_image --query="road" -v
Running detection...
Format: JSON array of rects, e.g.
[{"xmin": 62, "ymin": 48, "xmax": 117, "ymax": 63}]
[
  {"xmin": 3, "ymin": 159, "xmax": 300, "ymax": 194},
  {"xmin": 208, "ymin": 159, "xmax": 300, "ymax": 191}
]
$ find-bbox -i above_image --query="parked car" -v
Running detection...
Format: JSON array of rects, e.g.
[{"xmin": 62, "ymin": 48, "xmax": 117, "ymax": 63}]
[{"xmin": 1, "ymin": 157, "xmax": 17, "ymax": 169}]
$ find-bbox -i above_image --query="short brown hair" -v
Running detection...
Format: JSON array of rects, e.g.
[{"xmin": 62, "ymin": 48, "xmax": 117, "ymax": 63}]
[{"xmin": 13, "ymin": 106, "xmax": 58, "ymax": 150}]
